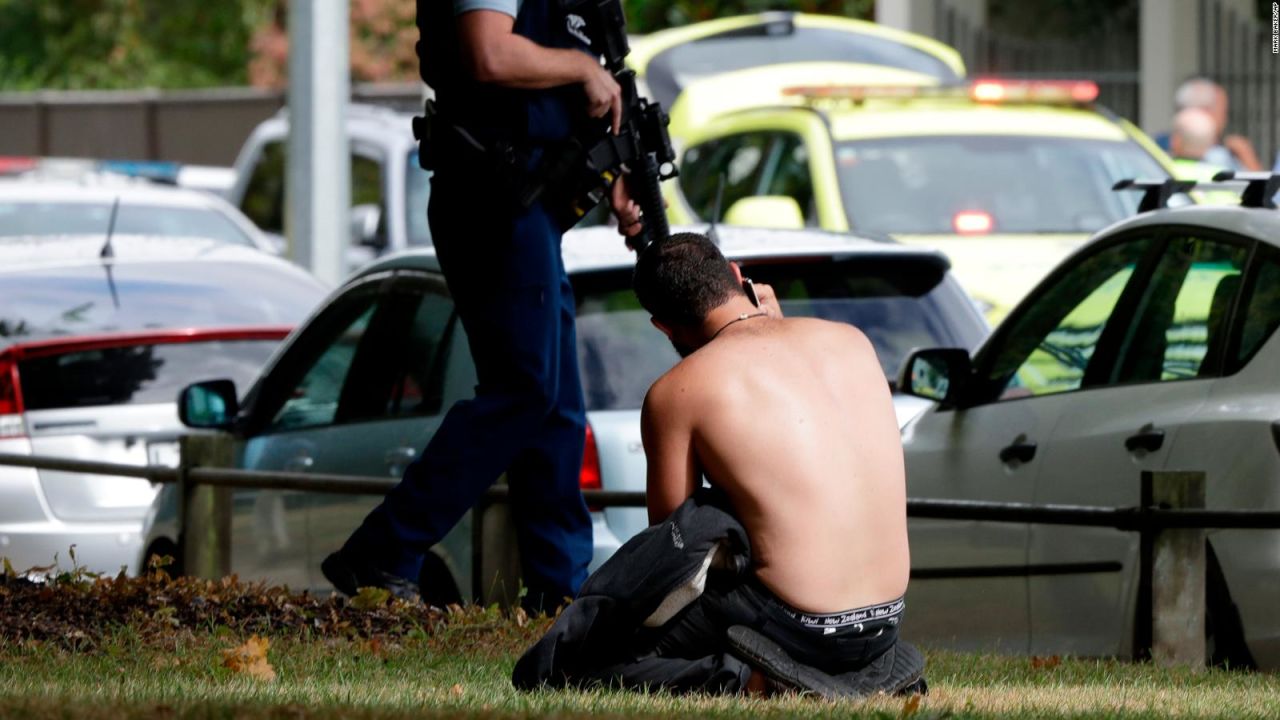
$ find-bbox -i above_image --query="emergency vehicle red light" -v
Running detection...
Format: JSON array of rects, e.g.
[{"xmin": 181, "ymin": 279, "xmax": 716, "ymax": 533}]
[
  {"xmin": 970, "ymin": 82, "xmax": 1006, "ymax": 103},
  {"xmin": 0, "ymin": 157, "xmax": 37, "ymax": 175},
  {"xmin": 968, "ymin": 79, "xmax": 1099, "ymax": 105},
  {"xmin": 953, "ymin": 211, "xmax": 994, "ymax": 235}
]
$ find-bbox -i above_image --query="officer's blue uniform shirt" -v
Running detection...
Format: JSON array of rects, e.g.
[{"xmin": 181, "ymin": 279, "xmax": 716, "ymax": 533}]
[{"xmin": 455, "ymin": 0, "xmax": 523, "ymax": 15}]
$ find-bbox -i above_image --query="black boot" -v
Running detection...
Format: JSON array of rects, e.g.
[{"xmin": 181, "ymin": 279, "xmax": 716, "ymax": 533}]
[{"xmin": 321, "ymin": 550, "xmax": 421, "ymax": 602}]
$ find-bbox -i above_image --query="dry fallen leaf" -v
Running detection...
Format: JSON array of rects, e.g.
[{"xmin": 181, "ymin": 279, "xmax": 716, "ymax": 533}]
[
  {"xmin": 351, "ymin": 586, "xmax": 391, "ymax": 610},
  {"xmin": 450, "ymin": 683, "xmax": 464, "ymax": 697},
  {"xmin": 899, "ymin": 693, "xmax": 922, "ymax": 718},
  {"xmin": 513, "ymin": 607, "xmax": 528, "ymax": 628},
  {"xmin": 1030, "ymin": 655, "xmax": 1062, "ymax": 669},
  {"xmin": 222, "ymin": 635, "xmax": 276, "ymax": 681}
]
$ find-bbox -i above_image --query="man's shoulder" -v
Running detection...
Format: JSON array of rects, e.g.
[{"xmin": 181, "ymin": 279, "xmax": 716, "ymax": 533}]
[{"xmin": 783, "ymin": 316, "xmax": 871, "ymax": 346}]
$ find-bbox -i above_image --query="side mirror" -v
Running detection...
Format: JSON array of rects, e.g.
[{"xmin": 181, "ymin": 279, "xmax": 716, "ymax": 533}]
[
  {"xmin": 178, "ymin": 379, "xmax": 239, "ymax": 430},
  {"xmin": 723, "ymin": 196, "xmax": 805, "ymax": 230},
  {"xmin": 349, "ymin": 203, "xmax": 385, "ymax": 250},
  {"xmin": 897, "ymin": 348, "xmax": 972, "ymax": 405}
]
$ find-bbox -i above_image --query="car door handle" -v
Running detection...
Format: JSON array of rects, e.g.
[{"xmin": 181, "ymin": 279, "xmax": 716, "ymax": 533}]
[
  {"xmin": 385, "ymin": 447, "xmax": 418, "ymax": 465},
  {"xmin": 284, "ymin": 455, "xmax": 314, "ymax": 473},
  {"xmin": 1125, "ymin": 426, "xmax": 1166, "ymax": 454},
  {"xmin": 999, "ymin": 436, "xmax": 1038, "ymax": 466}
]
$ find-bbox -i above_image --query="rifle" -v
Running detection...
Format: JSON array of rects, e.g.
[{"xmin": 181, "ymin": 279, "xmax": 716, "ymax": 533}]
[{"xmin": 520, "ymin": 0, "xmax": 678, "ymax": 253}]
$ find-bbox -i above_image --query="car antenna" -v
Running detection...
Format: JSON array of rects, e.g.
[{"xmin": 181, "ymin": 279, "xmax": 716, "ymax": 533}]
[
  {"xmin": 707, "ymin": 172, "xmax": 727, "ymax": 247},
  {"xmin": 100, "ymin": 196, "xmax": 121, "ymax": 309}
]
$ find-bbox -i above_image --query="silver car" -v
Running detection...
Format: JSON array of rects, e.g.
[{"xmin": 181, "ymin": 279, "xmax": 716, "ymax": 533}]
[
  {"xmin": 0, "ymin": 235, "xmax": 326, "ymax": 575},
  {"xmin": 141, "ymin": 225, "xmax": 986, "ymax": 603}
]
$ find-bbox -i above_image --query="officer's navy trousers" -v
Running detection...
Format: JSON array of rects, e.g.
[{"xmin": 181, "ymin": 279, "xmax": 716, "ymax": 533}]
[{"xmin": 343, "ymin": 163, "xmax": 593, "ymax": 607}]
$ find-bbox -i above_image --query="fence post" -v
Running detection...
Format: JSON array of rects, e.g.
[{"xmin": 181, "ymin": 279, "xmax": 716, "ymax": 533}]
[
  {"xmin": 179, "ymin": 434, "xmax": 234, "ymax": 579},
  {"xmin": 1144, "ymin": 470, "xmax": 1208, "ymax": 668}
]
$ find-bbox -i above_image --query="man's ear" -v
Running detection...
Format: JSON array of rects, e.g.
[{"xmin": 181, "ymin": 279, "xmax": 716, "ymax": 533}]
[
  {"xmin": 729, "ymin": 261, "xmax": 744, "ymax": 284},
  {"xmin": 650, "ymin": 317, "xmax": 675, "ymax": 339}
]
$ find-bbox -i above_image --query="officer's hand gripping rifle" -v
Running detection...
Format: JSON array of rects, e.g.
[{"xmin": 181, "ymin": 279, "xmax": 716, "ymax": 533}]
[{"xmin": 526, "ymin": 0, "xmax": 677, "ymax": 253}]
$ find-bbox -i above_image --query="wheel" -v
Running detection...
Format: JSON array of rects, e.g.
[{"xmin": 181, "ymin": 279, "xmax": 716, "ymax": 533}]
[{"xmin": 1205, "ymin": 542, "xmax": 1255, "ymax": 669}]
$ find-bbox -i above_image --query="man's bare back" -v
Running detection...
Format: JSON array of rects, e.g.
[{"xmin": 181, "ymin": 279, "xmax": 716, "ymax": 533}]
[{"xmin": 642, "ymin": 314, "xmax": 909, "ymax": 614}]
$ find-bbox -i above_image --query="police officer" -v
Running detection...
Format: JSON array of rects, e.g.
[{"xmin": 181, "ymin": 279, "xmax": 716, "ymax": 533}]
[{"xmin": 322, "ymin": 0, "xmax": 643, "ymax": 610}]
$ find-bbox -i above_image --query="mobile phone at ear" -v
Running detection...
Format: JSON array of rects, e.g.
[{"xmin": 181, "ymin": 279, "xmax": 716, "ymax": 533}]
[{"xmin": 742, "ymin": 278, "xmax": 760, "ymax": 307}]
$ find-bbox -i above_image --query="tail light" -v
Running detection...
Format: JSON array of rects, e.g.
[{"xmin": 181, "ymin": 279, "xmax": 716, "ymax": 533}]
[
  {"xmin": 0, "ymin": 355, "xmax": 26, "ymax": 439},
  {"xmin": 580, "ymin": 424, "xmax": 602, "ymax": 510}
]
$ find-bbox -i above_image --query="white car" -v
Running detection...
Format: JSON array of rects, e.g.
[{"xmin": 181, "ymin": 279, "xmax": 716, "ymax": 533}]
[
  {"xmin": 140, "ymin": 225, "xmax": 988, "ymax": 604},
  {"xmin": 0, "ymin": 178, "xmax": 279, "ymax": 254},
  {"xmin": 0, "ymin": 236, "xmax": 327, "ymax": 576},
  {"xmin": 897, "ymin": 179, "xmax": 1280, "ymax": 668}
]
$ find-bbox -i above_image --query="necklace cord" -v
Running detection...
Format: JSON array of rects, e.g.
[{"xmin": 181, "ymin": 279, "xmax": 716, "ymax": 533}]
[{"xmin": 709, "ymin": 311, "xmax": 769, "ymax": 342}]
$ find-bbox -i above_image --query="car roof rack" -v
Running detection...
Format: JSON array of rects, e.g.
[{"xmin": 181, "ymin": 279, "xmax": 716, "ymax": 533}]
[
  {"xmin": 1211, "ymin": 170, "xmax": 1280, "ymax": 209},
  {"xmin": 1112, "ymin": 178, "xmax": 1195, "ymax": 212}
]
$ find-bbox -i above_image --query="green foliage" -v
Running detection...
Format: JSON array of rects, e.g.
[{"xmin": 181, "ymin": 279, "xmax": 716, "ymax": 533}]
[
  {"xmin": 0, "ymin": 0, "xmax": 274, "ymax": 90},
  {"xmin": 0, "ymin": 0, "xmax": 876, "ymax": 91}
]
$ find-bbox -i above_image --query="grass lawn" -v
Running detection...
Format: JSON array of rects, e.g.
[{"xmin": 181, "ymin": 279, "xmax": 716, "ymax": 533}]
[{"xmin": 1, "ymin": 569, "xmax": 1278, "ymax": 718}]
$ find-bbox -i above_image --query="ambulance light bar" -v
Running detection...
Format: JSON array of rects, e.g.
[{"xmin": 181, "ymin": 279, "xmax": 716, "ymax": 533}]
[{"xmin": 782, "ymin": 79, "xmax": 1100, "ymax": 106}]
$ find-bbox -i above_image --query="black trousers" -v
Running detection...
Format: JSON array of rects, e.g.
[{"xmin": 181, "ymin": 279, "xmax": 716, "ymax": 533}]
[{"xmin": 603, "ymin": 577, "xmax": 902, "ymax": 695}]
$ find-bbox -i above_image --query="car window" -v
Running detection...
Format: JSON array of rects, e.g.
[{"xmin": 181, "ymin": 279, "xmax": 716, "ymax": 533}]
[
  {"xmin": 573, "ymin": 256, "xmax": 985, "ymax": 410},
  {"xmin": 0, "ymin": 202, "xmax": 254, "ymax": 246},
  {"xmin": 762, "ymin": 134, "xmax": 815, "ymax": 225},
  {"xmin": 644, "ymin": 25, "xmax": 961, "ymax": 108},
  {"xmin": 269, "ymin": 299, "xmax": 378, "ymax": 432},
  {"xmin": 351, "ymin": 152, "xmax": 387, "ymax": 244},
  {"xmin": 1236, "ymin": 245, "xmax": 1280, "ymax": 368},
  {"xmin": 240, "ymin": 141, "xmax": 285, "ymax": 234},
  {"xmin": 984, "ymin": 237, "xmax": 1154, "ymax": 400},
  {"xmin": 405, "ymin": 151, "xmax": 433, "ymax": 247},
  {"xmin": 1113, "ymin": 236, "xmax": 1248, "ymax": 383},
  {"xmin": 240, "ymin": 142, "xmax": 389, "ymax": 240},
  {"xmin": 680, "ymin": 132, "xmax": 773, "ymax": 220},
  {"xmin": 835, "ymin": 136, "xmax": 1170, "ymax": 234},
  {"xmin": 18, "ymin": 340, "xmax": 279, "ymax": 410},
  {"xmin": 334, "ymin": 283, "xmax": 457, "ymax": 423}
]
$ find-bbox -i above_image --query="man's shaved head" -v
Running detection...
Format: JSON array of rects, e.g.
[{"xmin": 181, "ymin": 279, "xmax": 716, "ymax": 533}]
[
  {"xmin": 633, "ymin": 232, "xmax": 745, "ymax": 327},
  {"xmin": 1171, "ymin": 107, "xmax": 1219, "ymax": 160}
]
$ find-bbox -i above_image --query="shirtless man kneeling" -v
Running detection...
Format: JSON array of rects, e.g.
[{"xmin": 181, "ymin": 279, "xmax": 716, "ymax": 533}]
[
  {"xmin": 632, "ymin": 232, "xmax": 917, "ymax": 694},
  {"xmin": 513, "ymin": 232, "xmax": 921, "ymax": 697}
]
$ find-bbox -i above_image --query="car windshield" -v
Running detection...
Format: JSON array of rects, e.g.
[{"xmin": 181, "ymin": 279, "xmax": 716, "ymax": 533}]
[
  {"xmin": 0, "ymin": 261, "xmax": 323, "ymax": 341},
  {"xmin": 834, "ymin": 135, "xmax": 1170, "ymax": 235},
  {"xmin": 406, "ymin": 151, "xmax": 433, "ymax": 247},
  {"xmin": 572, "ymin": 255, "xmax": 986, "ymax": 411},
  {"xmin": 645, "ymin": 26, "xmax": 961, "ymax": 107},
  {"xmin": 0, "ymin": 201, "xmax": 254, "ymax": 246}
]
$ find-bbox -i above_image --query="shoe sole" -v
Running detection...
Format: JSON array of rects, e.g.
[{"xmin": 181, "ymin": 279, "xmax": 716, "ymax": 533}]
[
  {"xmin": 320, "ymin": 553, "xmax": 359, "ymax": 597},
  {"xmin": 726, "ymin": 625, "xmax": 855, "ymax": 699}
]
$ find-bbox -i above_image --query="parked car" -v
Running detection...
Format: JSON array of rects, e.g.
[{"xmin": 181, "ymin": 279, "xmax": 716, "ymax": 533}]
[
  {"xmin": 227, "ymin": 103, "xmax": 428, "ymax": 269},
  {"xmin": 0, "ymin": 178, "xmax": 279, "ymax": 254},
  {"xmin": 141, "ymin": 225, "xmax": 988, "ymax": 603},
  {"xmin": 663, "ymin": 76, "xmax": 1183, "ymax": 320},
  {"xmin": 0, "ymin": 237, "xmax": 327, "ymax": 575},
  {"xmin": 896, "ymin": 177, "xmax": 1280, "ymax": 668}
]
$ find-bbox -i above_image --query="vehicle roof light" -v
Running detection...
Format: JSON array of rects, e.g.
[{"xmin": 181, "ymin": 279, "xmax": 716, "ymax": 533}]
[
  {"xmin": 953, "ymin": 210, "xmax": 994, "ymax": 235},
  {"xmin": 781, "ymin": 79, "xmax": 1099, "ymax": 107}
]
